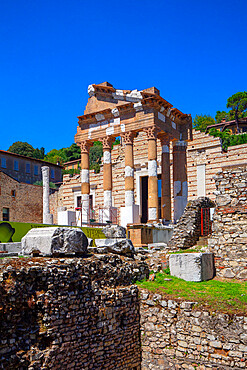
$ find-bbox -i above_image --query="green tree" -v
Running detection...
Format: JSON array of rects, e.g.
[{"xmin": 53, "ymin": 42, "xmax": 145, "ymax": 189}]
[
  {"xmin": 8, "ymin": 141, "xmax": 36, "ymax": 157},
  {"xmin": 193, "ymin": 115, "xmax": 215, "ymax": 132},
  {"xmin": 89, "ymin": 141, "xmax": 103, "ymax": 173},
  {"xmin": 226, "ymin": 92, "xmax": 247, "ymax": 133},
  {"xmin": 215, "ymin": 111, "xmax": 230, "ymax": 124}
]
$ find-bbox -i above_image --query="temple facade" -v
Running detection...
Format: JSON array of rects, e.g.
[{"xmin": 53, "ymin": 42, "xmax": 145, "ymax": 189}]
[{"xmin": 74, "ymin": 82, "xmax": 192, "ymax": 226}]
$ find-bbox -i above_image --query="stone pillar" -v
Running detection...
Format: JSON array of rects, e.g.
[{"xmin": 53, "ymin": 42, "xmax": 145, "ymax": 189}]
[
  {"xmin": 102, "ymin": 137, "xmax": 113, "ymax": 209},
  {"xmin": 146, "ymin": 127, "xmax": 158, "ymax": 222},
  {"xmin": 41, "ymin": 166, "xmax": 53, "ymax": 224},
  {"xmin": 120, "ymin": 132, "xmax": 140, "ymax": 227},
  {"xmin": 159, "ymin": 134, "xmax": 171, "ymax": 223},
  {"xmin": 80, "ymin": 140, "xmax": 91, "ymax": 224},
  {"xmin": 173, "ymin": 140, "xmax": 188, "ymax": 222}
]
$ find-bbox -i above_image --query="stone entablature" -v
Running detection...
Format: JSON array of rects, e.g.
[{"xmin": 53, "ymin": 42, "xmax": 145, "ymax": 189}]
[{"xmin": 75, "ymin": 82, "xmax": 192, "ymax": 225}]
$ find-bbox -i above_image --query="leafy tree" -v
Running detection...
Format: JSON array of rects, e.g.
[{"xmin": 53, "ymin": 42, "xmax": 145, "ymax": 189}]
[
  {"xmin": 90, "ymin": 141, "xmax": 103, "ymax": 173},
  {"xmin": 44, "ymin": 149, "xmax": 66, "ymax": 164},
  {"xmin": 193, "ymin": 115, "xmax": 215, "ymax": 132},
  {"xmin": 215, "ymin": 111, "xmax": 230, "ymax": 124},
  {"xmin": 8, "ymin": 141, "xmax": 36, "ymax": 157},
  {"xmin": 8, "ymin": 141, "xmax": 45, "ymax": 159},
  {"xmin": 226, "ymin": 92, "xmax": 247, "ymax": 133}
]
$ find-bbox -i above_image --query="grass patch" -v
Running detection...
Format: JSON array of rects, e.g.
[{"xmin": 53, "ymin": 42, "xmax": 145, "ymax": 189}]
[
  {"xmin": 136, "ymin": 272, "xmax": 247, "ymax": 314},
  {"xmin": 168, "ymin": 246, "xmax": 205, "ymax": 254}
]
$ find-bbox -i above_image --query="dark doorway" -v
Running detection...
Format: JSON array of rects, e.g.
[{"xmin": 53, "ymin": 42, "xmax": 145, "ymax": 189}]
[
  {"xmin": 141, "ymin": 176, "xmax": 148, "ymax": 223},
  {"xmin": 141, "ymin": 175, "xmax": 162, "ymax": 223}
]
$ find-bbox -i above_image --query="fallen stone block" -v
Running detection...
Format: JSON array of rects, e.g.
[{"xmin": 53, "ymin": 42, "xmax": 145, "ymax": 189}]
[
  {"xmin": 169, "ymin": 252, "xmax": 214, "ymax": 282},
  {"xmin": 94, "ymin": 238, "xmax": 134, "ymax": 256},
  {"xmin": 102, "ymin": 225, "xmax": 126, "ymax": 238},
  {"xmin": 22, "ymin": 227, "xmax": 88, "ymax": 256}
]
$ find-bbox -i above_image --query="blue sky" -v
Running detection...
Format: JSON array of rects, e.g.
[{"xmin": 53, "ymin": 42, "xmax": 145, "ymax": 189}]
[{"xmin": 0, "ymin": 0, "xmax": 247, "ymax": 153}]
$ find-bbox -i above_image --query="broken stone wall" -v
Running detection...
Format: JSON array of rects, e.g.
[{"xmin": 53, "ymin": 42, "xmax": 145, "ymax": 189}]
[
  {"xmin": 208, "ymin": 164, "xmax": 247, "ymax": 279},
  {"xmin": 141, "ymin": 291, "xmax": 247, "ymax": 369},
  {"xmin": 0, "ymin": 256, "xmax": 146, "ymax": 369},
  {"xmin": 167, "ymin": 197, "xmax": 215, "ymax": 250}
]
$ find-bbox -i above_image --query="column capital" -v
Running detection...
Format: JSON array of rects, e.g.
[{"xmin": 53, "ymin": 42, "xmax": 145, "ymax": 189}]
[
  {"xmin": 158, "ymin": 133, "xmax": 171, "ymax": 146},
  {"xmin": 102, "ymin": 136, "xmax": 114, "ymax": 151},
  {"xmin": 121, "ymin": 131, "xmax": 138, "ymax": 145},
  {"xmin": 78, "ymin": 140, "xmax": 93, "ymax": 153},
  {"xmin": 144, "ymin": 126, "xmax": 159, "ymax": 140}
]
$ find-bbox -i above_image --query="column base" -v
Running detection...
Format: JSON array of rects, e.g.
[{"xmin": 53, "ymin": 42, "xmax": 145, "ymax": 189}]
[
  {"xmin": 120, "ymin": 205, "xmax": 140, "ymax": 228},
  {"xmin": 43, "ymin": 214, "xmax": 53, "ymax": 225},
  {"xmin": 99, "ymin": 207, "xmax": 118, "ymax": 224}
]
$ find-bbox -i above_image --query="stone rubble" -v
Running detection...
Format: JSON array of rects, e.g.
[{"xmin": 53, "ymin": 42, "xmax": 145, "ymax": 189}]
[{"xmin": 168, "ymin": 197, "xmax": 215, "ymax": 250}]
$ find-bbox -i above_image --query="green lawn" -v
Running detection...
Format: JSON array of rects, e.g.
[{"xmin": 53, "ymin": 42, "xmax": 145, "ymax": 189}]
[{"xmin": 137, "ymin": 271, "xmax": 247, "ymax": 314}]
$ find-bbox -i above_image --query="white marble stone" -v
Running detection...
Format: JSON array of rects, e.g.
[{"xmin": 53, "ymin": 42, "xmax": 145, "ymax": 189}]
[
  {"xmin": 88, "ymin": 84, "xmax": 95, "ymax": 97},
  {"xmin": 104, "ymin": 190, "xmax": 112, "ymax": 208},
  {"xmin": 120, "ymin": 204, "xmax": 140, "ymax": 228},
  {"xmin": 169, "ymin": 253, "xmax": 214, "ymax": 282},
  {"xmin": 81, "ymin": 169, "xmax": 89, "ymax": 183},
  {"xmin": 111, "ymin": 107, "xmax": 119, "ymax": 117},
  {"xmin": 148, "ymin": 207, "xmax": 157, "ymax": 220},
  {"xmin": 103, "ymin": 151, "xmax": 111, "ymax": 164},
  {"xmin": 148, "ymin": 160, "xmax": 157, "ymax": 177},
  {"xmin": 125, "ymin": 190, "xmax": 134, "ymax": 206},
  {"xmin": 125, "ymin": 166, "xmax": 134, "ymax": 177},
  {"xmin": 22, "ymin": 227, "xmax": 88, "ymax": 256},
  {"xmin": 134, "ymin": 102, "xmax": 143, "ymax": 111}
]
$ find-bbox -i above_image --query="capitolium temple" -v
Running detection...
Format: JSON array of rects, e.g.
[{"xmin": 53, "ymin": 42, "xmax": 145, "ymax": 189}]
[{"xmin": 75, "ymin": 82, "xmax": 192, "ymax": 227}]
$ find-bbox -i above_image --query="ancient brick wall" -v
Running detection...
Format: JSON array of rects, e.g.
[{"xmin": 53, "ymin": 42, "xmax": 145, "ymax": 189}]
[
  {"xmin": 141, "ymin": 291, "xmax": 247, "ymax": 369},
  {"xmin": 0, "ymin": 255, "xmax": 145, "ymax": 369},
  {"xmin": 0, "ymin": 171, "xmax": 43, "ymax": 223},
  {"xmin": 187, "ymin": 130, "xmax": 247, "ymax": 200},
  {"xmin": 208, "ymin": 164, "xmax": 247, "ymax": 279}
]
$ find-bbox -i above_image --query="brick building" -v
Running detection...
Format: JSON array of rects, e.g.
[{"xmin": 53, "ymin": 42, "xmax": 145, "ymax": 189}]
[
  {"xmin": 0, "ymin": 150, "xmax": 63, "ymax": 185},
  {"xmin": 0, "ymin": 170, "xmax": 43, "ymax": 223}
]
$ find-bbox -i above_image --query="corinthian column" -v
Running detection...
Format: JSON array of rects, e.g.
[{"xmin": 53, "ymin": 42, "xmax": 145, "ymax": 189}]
[
  {"xmin": 102, "ymin": 137, "xmax": 113, "ymax": 209},
  {"xmin": 145, "ymin": 127, "xmax": 158, "ymax": 222},
  {"xmin": 159, "ymin": 134, "xmax": 171, "ymax": 222},
  {"xmin": 122, "ymin": 132, "xmax": 136, "ymax": 206},
  {"xmin": 173, "ymin": 140, "xmax": 188, "ymax": 222},
  {"xmin": 80, "ymin": 140, "xmax": 91, "ymax": 223}
]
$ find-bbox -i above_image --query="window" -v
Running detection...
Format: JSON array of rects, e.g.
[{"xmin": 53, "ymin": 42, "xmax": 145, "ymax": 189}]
[
  {"xmin": 11, "ymin": 190, "xmax": 16, "ymax": 197},
  {"xmin": 26, "ymin": 163, "xmax": 31, "ymax": 173},
  {"xmin": 14, "ymin": 160, "xmax": 19, "ymax": 171},
  {"xmin": 51, "ymin": 169, "xmax": 55, "ymax": 179},
  {"xmin": 34, "ymin": 165, "xmax": 39, "ymax": 175},
  {"xmin": 3, "ymin": 208, "xmax": 9, "ymax": 221},
  {"xmin": 1, "ymin": 157, "xmax": 6, "ymax": 168}
]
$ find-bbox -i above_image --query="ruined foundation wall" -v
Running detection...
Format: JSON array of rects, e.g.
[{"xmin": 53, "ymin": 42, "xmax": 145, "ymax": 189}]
[
  {"xmin": 0, "ymin": 255, "xmax": 146, "ymax": 369},
  {"xmin": 208, "ymin": 164, "xmax": 247, "ymax": 279},
  {"xmin": 141, "ymin": 291, "xmax": 247, "ymax": 369}
]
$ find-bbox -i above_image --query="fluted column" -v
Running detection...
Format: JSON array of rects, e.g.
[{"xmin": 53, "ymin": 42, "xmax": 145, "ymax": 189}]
[
  {"xmin": 145, "ymin": 127, "xmax": 158, "ymax": 222},
  {"xmin": 122, "ymin": 132, "xmax": 136, "ymax": 206},
  {"xmin": 159, "ymin": 134, "xmax": 171, "ymax": 222},
  {"xmin": 173, "ymin": 140, "xmax": 188, "ymax": 222},
  {"xmin": 80, "ymin": 140, "xmax": 91, "ymax": 222},
  {"xmin": 102, "ymin": 137, "xmax": 113, "ymax": 209}
]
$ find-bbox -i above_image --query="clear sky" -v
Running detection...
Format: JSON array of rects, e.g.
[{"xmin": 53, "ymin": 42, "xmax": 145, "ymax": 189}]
[{"xmin": 0, "ymin": 0, "xmax": 247, "ymax": 153}]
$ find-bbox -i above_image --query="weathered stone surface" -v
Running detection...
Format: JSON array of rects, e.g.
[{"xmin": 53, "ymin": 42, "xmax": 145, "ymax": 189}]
[
  {"xmin": 22, "ymin": 227, "xmax": 88, "ymax": 256},
  {"xmin": 141, "ymin": 290, "xmax": 247, "ymax": 369},
  {"xmin": 168, "ymin": 197, "xmax": 215, "ymax": 250},
  {"xmin": 169, "ymin": 253, "xmax": 214, "ymax": 281},
  {"xmin": 208, "ymin": 164, "xmax": 247, "ymax": 279},
  {"xmin": 94, "ymin": 238, "xmax": 134, "ymax": 256},
  {"xmin": 0, "ymin": 255, "xmax": 145, "ymax": 369},
  {"xmin": 102, "ymin": 225, "xmax": 126, "ymax": 238}
]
